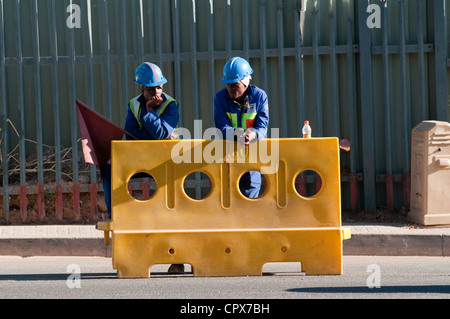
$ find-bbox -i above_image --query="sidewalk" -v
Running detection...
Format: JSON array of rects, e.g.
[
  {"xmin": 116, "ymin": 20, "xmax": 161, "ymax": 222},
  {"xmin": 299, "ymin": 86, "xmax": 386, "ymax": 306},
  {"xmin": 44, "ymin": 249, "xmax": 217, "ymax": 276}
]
[{"xmin": 0, "ymin": 223, "xmax": 449, "ymax": 257}]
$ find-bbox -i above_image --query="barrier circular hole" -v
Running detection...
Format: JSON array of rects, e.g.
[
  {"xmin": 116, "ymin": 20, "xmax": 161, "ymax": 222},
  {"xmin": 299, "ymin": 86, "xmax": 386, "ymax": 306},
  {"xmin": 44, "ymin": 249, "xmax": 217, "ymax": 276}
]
[
  {"xmin": 224, "ymin": 247, "xmax": 231, "ymax": 254},
  {"xmin": 127, "ymin": 172, "xmax": 157, "ymax": 201},
  {"xmin": 183, "ymin": 171, "xmax": 212, "ymax": 200},
  {"xmin": 238, "ymin": 171, "xmax": 266, "ymax": 199},
  {"xmin": 294, "ymin": 170, "xmax": 322, "ymax": 198},
  {"xmin": 281, "ymin": 246, "xmax": 288, "ymax": 253},
  {"xmin": 168, "ymin": 248, "xmax": 175, "ymax": 255}
]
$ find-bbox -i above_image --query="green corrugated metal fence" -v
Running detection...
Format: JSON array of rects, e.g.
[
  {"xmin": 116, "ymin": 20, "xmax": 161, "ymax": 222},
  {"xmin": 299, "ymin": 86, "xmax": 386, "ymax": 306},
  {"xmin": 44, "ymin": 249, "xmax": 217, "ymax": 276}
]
[{"xmin": 0, "ymin": 0, "xmax": 448, "ymax": 221}]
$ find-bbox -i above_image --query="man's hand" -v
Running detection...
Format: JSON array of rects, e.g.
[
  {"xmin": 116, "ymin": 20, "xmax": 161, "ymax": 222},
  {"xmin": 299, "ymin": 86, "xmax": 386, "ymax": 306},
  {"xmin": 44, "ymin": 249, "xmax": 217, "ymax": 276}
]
[
  {"xmin": 244, "ymin": 129, "xmax": 257, "ymax": 145},
  {"xmin": 235, "ymin": 128, "xmax": 257, "ymax": 145},
  {"xmin": 146, "ymin": 95, "xmax": 163, "ymax": 112}
]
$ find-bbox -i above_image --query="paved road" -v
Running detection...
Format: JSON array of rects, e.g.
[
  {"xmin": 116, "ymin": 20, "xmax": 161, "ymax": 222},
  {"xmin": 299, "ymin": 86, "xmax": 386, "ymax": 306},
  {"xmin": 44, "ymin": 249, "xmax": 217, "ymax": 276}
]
[{"xmin": 0, "ymin": 256, "xmax": 449, "ymax": 303}]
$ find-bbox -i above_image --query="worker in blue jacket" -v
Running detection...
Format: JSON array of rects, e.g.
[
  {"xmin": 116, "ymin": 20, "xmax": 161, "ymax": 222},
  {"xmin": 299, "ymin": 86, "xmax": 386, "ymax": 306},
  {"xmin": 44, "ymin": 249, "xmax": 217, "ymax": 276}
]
[
  {"xmin": 125, "ymin": 63, "xmax": 179, "ymax": 140},
  {"xmin": 102, "ymin": 63, "xmax": 179, "ymax": 210},
  {"xmin": 102, "ymin": 62, "xmax": 179, "ymax": 219},
  {"xmin": 214, "ymin": 57, "xmax": 269, "ymax": 198},
  {"xmin": 103, "ymin": 62, "xmax": 179, "ymax": 217},
  {"xmin": 101, "ymin": 62, "xmax": 182, "ymax": 274}
]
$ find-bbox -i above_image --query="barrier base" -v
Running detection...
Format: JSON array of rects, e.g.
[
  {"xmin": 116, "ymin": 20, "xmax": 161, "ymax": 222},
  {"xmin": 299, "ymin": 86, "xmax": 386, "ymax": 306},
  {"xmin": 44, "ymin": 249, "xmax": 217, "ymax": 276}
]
[{"xmin": 109, "ymin": 227, "xmax": 350, "ymax": 278}]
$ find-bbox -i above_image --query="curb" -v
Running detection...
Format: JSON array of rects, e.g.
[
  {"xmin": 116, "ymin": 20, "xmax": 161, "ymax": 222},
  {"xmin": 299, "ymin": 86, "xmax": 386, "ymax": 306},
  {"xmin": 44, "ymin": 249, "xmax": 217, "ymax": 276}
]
[
  {"xmin": 343, "ymin": 223, "xmax": 450, "ymax": 257},
  {"xmin": 0, "ymin": 238, "xmax": 112, "ymax": 257},
  {"xmin": 0, "ymin": 225, "xmax": 112, "ymax": 257},
  {"xmin": 0, "ymin": 224, "xmax": 449, "ymax": 257}
]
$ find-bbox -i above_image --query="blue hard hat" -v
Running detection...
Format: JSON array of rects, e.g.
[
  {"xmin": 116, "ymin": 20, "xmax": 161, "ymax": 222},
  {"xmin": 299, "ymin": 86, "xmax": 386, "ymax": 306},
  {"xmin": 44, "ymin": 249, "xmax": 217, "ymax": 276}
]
[
  {"xmin": 134, "ymin": 62, "xmax": 167, "ymax": 87},
  {"xmin": 220, "ymin": 57, "xmax": 253, "ymax": 84}
]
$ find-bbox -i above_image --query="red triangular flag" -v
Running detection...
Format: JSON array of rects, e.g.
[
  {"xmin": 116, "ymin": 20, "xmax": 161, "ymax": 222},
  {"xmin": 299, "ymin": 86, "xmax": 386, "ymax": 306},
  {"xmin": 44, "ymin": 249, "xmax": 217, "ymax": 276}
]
[{"xmin": 76, "ymin": 100, "xmax": 133, "ymax": 171}]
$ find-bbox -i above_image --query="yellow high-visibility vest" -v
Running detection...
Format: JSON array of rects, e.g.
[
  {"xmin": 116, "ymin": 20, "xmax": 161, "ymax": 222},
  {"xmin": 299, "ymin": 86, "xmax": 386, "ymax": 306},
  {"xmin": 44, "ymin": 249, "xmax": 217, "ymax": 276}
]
[{"xmin": 129, "ymin": 93, "xmax": 177, "ymax": 130}]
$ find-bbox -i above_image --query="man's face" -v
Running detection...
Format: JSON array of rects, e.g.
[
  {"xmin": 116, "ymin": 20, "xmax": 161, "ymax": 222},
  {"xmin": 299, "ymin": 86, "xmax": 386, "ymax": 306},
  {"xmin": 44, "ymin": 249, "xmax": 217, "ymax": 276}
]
[
  {"xmin": 142, "ymin": 85, "xmax": 163, "ymax": 101},
  {"xmin": 226, "ymin": 82, "xmax": 247, "ymax": 100}
]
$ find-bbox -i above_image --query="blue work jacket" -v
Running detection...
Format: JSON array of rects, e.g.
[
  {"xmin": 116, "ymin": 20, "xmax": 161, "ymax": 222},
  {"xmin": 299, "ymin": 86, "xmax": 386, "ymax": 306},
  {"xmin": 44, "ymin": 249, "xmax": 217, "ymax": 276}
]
[
  {"xmin": 214, "ymin": 85, "xmax": 269, "ymax": 199},
  {"xmin": 214, "ymin": 85, "xmax": 269, "ymax": 140}
]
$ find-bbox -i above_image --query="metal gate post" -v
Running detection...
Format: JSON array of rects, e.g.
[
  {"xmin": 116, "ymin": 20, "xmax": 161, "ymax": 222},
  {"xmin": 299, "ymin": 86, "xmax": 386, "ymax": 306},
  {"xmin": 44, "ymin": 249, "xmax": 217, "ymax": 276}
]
[
  {"xmin": 357, "ymin": 2, "xmax": 376, "ymax": 216},
  {"xmin": 433, "ymin": 0, "xmax": 448, "ymax": 121}
]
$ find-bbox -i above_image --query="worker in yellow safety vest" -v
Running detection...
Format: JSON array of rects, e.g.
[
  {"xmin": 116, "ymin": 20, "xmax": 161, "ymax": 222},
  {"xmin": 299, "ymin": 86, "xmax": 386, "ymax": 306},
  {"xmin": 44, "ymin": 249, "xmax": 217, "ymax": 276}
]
[{"xmin": 102, "ymin": 62, "xmax": 183, "ymax": 274}]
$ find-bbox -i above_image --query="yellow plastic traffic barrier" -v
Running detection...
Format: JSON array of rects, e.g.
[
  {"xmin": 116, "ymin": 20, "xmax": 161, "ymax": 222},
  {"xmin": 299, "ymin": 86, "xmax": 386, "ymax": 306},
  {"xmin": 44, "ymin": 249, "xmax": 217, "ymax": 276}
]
[{"xmin": 97, "ymin": 138, "xmax": 351, "ymax": 278}]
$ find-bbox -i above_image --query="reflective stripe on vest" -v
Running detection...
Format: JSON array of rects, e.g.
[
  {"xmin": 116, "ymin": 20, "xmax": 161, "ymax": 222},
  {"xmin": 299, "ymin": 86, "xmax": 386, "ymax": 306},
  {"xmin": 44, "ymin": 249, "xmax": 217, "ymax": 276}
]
[
  {"xmin": 129, "ymin": 93, "xmax": 176, "ymax": 130},
  {"xmin": 226, "ymin": 111, "xmax": 257, "ymax": 130}
]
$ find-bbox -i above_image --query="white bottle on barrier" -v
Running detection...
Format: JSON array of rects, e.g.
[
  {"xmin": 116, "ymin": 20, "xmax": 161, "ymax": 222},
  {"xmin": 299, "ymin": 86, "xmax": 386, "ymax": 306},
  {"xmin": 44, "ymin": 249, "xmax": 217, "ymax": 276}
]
[{"xmin": 302, "ymin": 120, "xmax": 311, "ymax": 138}]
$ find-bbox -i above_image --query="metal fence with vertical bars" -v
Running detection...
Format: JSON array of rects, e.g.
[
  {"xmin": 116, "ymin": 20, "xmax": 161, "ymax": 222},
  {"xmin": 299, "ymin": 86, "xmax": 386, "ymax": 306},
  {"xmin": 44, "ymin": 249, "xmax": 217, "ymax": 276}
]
[{"xmin": 0, "ymin": 0, "xmax": 448, "ymax": 223}]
